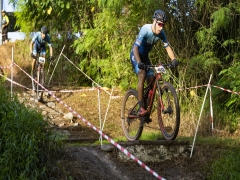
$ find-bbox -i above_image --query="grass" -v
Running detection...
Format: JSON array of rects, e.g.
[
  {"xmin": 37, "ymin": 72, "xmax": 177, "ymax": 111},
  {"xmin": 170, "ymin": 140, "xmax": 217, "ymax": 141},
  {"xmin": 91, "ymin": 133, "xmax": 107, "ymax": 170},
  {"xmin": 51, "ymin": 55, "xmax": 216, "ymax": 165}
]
[
  {"xmin": 207, "ymin": 147, "xmax": 240, "ymax": 180},
  {"xmin": 177, "ymin": 135, "xmax": 240, "ymax": 179}
]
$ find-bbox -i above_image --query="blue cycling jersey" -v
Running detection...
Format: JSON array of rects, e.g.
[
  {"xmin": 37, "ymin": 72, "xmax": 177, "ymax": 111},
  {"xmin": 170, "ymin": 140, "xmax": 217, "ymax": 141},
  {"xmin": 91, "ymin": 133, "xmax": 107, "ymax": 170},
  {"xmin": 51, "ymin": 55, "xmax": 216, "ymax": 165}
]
[
  {"xmin": 133, "ymin": 24, "xmax": 169, "ymax": 56},
  {"xmin": 31, "ymin": 32, "xmax": 52, "ymax": 47}
]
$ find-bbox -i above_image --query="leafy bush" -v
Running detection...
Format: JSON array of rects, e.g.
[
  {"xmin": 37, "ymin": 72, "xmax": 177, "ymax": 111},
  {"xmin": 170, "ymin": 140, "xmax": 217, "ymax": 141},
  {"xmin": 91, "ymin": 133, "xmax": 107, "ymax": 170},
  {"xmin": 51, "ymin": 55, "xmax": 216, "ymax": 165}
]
[
  {"xmin": 212, "ymin": 62, "xmax": 240, "ymax": 132},
  {"xmin": 0, "ymin": 83, "xmax": 59, "ymax": 179}
]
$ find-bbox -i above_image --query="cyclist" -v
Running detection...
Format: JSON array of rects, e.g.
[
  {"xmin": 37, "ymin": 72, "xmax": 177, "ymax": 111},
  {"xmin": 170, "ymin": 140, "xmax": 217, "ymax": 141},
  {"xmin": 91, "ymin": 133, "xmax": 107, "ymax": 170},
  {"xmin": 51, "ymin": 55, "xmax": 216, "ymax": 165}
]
[
  {"xmin": 130, "ymin": 9, "xmax": 178, "ymax": 118},
  {"xmin": 1, "ymin": 10, "xmax": 9, "ymax": 44},
  {"xmin": 30, "ymin": 26, "xmax": 53, "ymax": 75}
]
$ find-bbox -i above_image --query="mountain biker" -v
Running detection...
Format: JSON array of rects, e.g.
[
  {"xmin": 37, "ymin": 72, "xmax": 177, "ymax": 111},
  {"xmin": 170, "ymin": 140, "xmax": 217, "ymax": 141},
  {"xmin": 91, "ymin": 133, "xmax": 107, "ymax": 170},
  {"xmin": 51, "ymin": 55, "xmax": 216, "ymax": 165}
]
[
  {"xmin": 130, "ymin": 9, "xmax": 178, "ymax": 117},
  {"xmin": 30, "ymin": 26, "xmax": 53, "ymax": 75},
  {"xmin": 1, "ymin": 10, "xmax": 10, "ymax": 44}
]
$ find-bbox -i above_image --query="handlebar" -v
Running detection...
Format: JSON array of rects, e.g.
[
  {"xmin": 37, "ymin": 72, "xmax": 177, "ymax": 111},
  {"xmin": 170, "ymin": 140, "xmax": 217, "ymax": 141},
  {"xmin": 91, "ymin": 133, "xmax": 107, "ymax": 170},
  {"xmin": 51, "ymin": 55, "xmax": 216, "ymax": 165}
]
[
  {"xmin": 138, "ymin": 63, "xmax": 175, "ymax": 74},
  {"xmin": 31, "ymin": 54, "xmax": 52, "ymax": 61},
  {"xmin": 138, "ymin": 63, "xmax": 174, "ymax": 70}
]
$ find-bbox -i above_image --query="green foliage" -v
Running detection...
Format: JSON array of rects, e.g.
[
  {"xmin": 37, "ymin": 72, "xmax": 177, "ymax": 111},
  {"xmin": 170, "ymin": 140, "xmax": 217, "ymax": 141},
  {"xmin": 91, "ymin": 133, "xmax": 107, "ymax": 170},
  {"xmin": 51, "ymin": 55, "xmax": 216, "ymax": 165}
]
[
  {"xmin": 207, "ymin": 146, "xmax": 240, "ymax": 180},
  {"xmin": 211, "ymin": 7, "xmax": 231, "ymax": 32},
  {"xmin": 73, "ymin": 8, "xmax": 136, "ymax": 89},
  {"xmin": 0, "ymin": 83, "xmax": 60, "ymax": 179},
  {"xmin": 218, "ymin": 62, "xmax": 240, "ymax": 110}
]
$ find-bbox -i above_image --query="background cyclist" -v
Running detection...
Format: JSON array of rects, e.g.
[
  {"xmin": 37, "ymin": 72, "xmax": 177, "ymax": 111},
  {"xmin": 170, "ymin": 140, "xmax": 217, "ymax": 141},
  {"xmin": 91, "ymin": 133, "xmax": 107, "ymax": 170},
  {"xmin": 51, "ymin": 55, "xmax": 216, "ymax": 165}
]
[
  {"xmin": 130, "ymin": 9, "xmax": 178, "ymax": 118},
  {"xmin": 30, "ymin": 25, "xmax": 53, "ymax": 75},
  {"xmin": 1, "ymin": 10, "xmax": 10, "ymax": 44}
]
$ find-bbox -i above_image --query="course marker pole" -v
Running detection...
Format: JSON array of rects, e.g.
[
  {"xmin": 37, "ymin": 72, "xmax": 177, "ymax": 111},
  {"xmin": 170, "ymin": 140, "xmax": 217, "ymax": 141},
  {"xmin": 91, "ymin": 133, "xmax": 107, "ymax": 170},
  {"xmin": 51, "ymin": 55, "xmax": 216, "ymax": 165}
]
[
  {"xmin": 48, "ymin": 45, "xmax": 65, "ymax": 85},
  {"xmin": 190, "ymin": 74, "xmax": 212, "ymax": 158},
  {"xmin": 11, "ymin": 47, "xmax": 14, "ymax": 98},
  {"xmin": 209, "ymin": 84, "xmax": 214, "ymax": 135}
]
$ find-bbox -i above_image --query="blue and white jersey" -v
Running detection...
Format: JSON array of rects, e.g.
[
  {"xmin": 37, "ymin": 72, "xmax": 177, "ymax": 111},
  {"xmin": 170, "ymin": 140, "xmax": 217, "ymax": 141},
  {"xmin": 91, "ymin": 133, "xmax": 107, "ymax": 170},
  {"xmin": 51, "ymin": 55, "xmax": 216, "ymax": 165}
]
[
  {"xmin": 133, "ymin": 24, "xmax": 169, "ymax": 56},
  {"xmin": 31, "ymin": 32, "xmax": 52, "ymax": 47}
]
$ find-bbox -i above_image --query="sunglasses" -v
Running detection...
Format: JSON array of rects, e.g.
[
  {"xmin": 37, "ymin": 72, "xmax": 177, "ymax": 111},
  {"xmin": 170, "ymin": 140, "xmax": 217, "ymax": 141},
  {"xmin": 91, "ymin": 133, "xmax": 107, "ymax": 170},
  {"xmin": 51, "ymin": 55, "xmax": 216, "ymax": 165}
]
[{"xmin": 156, "ymin": 22, "xmax": 164, "ymax": 27}]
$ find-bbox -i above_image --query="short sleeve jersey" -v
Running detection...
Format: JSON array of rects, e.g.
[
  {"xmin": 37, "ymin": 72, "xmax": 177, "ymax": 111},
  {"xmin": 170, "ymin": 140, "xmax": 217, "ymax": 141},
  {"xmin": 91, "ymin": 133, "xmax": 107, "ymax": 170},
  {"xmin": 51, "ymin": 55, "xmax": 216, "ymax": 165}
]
[
  {"xmin": 2, "ymin": 15, "xmax": 9, "ymax": 25},
  {"xmin": 134, "ymin": 24, "xmax": 169, "ymax": 56},
  {"xmin": 32, "ymin": 32, "xmax": 52, "ymax": 47}
]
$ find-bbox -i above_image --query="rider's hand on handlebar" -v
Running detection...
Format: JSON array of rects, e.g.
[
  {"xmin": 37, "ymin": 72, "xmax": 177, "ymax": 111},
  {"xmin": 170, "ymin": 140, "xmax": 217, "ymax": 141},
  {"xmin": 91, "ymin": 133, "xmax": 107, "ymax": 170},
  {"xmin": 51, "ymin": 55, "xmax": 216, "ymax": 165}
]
[
  {"xmin": 31, "ymin": 53, "xmax": 37, "ymax": 59},
  {"xmin": 138, "ymin": 62, "xmax": 145, "ymax": 70},
  {"xmin": 171, "ymin": 59, "xmax": 178, "ymax": 67}
]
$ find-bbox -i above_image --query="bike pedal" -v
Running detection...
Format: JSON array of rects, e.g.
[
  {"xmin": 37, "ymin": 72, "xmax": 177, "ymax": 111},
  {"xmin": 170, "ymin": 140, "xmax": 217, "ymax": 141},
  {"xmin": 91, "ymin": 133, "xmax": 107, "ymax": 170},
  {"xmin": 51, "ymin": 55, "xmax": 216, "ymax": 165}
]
[
  {"xmin": 146, "ymin": 118, "xmax": 152, "ymax": 123},
  {"xmin": 139, "ymin": 116, "xmax": 152, "ymax": 124}
]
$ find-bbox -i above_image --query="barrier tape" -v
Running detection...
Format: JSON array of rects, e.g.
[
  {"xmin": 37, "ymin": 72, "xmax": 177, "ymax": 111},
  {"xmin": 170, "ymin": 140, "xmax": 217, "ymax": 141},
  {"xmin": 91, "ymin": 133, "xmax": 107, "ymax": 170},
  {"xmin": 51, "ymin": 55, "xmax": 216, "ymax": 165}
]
[
  {"xmin": 2, "ymin": 60, "xmax": 239, "ymax": 97},
  {"xmin": 62, "ymin": 53, "xmax": 111, "ymax": 96},
  {"xmin": 0, "ymin": 63, "xmax": 14, "ymax": 69},
  {"xmin": 178, "ymin": 84, "xmax": 240, "ymax": 95},
  {"xmin": 13, "ymin": 62, "xmax": 165, "ymax": 180},
  {"xmin": 0, "ymin": 73, "xmax": 32, "ymax": 91},
  {"xmin": 211, "ymin": 85, "xmax": 240, "ymax": 95},
  {"xmin": 177, "ymin": 84, "xmax": 208, "ymax": 91},
  {"xmin": 49, "ymin": 88, "xmax": 122, "ymax": 99}
]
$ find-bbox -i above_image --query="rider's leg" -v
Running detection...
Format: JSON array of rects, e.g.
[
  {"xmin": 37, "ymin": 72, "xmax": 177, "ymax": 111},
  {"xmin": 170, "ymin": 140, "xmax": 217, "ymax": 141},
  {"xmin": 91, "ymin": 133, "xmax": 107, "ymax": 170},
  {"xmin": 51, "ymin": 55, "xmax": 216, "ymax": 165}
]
[
  {"xmin": 137, "ymin": 69, "xmax": 147, "ymax": 116},
  {"xmin": 32, "ymin": 43, "xmax": 40, "ymax": 74},
  {"xmin": 146, "ymin": 76, "xmax": 154, "ymax": 87},
  {"xmin": 32, "ymin": 59, "xmax": 36, "ymax": 73},
  {"xmin": 137, "ymin": 69, "xmax": 146, "ymax": 106},
  {"xmin": 130, "ymin": 50, "xmax": 147, "ymax": 116}
]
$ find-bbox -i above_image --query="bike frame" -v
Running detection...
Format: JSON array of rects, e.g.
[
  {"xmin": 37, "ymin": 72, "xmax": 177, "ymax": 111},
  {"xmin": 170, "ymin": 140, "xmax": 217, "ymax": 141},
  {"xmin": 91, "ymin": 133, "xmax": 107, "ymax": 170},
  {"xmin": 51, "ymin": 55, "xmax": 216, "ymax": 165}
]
[
  {"xmin": 129, "ymin": 64, "xmax": 170, "ymax": 119},
  {"xmin": 32, "ymin": 54, "xmax": 46, "ymax": 101}
]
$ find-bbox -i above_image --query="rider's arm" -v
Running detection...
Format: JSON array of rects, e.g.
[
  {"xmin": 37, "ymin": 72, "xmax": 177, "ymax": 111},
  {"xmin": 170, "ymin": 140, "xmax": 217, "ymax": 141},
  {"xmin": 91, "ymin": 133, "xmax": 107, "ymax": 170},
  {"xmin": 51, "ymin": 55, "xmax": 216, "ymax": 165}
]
[
  {"xmin": 30, "ymin": 41, "xmax": 34, "ymax": 54},
  {"xmin": 160, "ymin": 30, "xmax": 176, "ymax": 61},
  {"xmin": 165, "ymin": 46, "xmax": 176, "ymax": 61},
  {"xmin": 133, "ymin": 25, "xmax": 148, "ymax": 63},
  {"xmin": 133, "ymin": 45, "xmax": 141, "ymax": 63},
  {"xmin": 49, "ymin": 45, "xmax": 53, "ymax": 57},
  {"xmin": 46, "ymin": 35, "xmax": 53, "ymax": 57},
  {"xmin": 30, "ymin": 33, "xmax": 38, "ymax": 54}
]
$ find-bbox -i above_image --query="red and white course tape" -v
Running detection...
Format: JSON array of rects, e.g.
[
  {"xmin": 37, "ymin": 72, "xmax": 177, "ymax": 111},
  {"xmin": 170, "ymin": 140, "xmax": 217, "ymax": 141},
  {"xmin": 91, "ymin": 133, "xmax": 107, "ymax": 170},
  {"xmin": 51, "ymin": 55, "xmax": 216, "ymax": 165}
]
[
  {"xmin": 0, "ymin": 63, "xmax": 14, "ymax": 69},
  {"xmin": 211, "ymin": 85, "xmax": 240, "ymax": 95}
]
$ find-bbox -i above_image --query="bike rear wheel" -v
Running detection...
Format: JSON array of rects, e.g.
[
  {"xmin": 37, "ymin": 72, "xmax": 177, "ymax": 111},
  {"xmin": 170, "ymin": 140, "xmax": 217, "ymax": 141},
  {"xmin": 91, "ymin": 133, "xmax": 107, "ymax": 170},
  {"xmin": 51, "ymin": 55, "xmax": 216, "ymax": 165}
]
[
  {"xmin": 121, "ymin": 89, "xmax": 143, "ymax": 141},
  {"xmin": 157, "ymin": 82, "xmax": 180, "ymax": 140}
]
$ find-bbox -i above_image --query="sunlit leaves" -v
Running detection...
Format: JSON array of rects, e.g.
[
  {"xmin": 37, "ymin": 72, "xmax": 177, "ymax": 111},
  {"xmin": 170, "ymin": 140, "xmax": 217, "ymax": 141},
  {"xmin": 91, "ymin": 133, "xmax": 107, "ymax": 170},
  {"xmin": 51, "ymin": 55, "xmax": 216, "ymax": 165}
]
[{"xmin": 47, "ymin": 6, "xmax": 52, "ymax": 15}]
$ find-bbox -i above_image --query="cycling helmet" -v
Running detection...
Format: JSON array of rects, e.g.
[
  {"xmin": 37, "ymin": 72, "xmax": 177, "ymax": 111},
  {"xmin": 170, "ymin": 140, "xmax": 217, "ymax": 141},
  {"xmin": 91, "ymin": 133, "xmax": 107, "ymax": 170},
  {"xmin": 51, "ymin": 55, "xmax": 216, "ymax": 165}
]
[
  {"xmin": 41, "ymin": 26, "xmax": 48, "ymax": 34},
  {"xmin": 153, "ymin": 9, "xmax": 167, "ymax": 22}
]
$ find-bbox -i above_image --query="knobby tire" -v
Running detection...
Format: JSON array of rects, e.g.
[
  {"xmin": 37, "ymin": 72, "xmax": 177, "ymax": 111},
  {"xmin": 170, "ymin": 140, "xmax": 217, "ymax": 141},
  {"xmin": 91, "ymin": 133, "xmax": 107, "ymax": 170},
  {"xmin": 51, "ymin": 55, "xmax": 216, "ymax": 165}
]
[
  {"xmin": 121, "ymin": 89, "xmax": 143, "ymax": 141},
  {"xmin": 32, "ymin": 63, "xmax": 44, "ymax": 101},
  {"xmin": 36, "ymin": 67, "xmax": 44, "ymax": 101},
  {"xmin": 157, "ymin": 82, "xmax": 180, "ymax": 140}
]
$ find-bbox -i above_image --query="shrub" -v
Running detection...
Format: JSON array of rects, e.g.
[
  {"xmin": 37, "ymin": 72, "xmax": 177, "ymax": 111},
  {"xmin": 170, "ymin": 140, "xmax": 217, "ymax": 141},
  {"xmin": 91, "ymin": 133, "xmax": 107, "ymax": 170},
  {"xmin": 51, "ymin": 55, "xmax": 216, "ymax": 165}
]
[{"xmin": 0, "ymin": 83, "xmax": 59, "ymax": 179}]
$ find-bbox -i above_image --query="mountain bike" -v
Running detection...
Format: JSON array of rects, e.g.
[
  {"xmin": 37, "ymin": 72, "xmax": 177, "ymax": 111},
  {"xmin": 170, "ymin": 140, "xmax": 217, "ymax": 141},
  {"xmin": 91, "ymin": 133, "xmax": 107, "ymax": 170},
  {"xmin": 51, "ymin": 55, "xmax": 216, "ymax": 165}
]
[
  {"xmin": 31, "ymin": 53, "xmax": 46, "ymax": 101},
  {"xmin": 121, "ymin": 63, "xmax": 180, "ymax": 141}
]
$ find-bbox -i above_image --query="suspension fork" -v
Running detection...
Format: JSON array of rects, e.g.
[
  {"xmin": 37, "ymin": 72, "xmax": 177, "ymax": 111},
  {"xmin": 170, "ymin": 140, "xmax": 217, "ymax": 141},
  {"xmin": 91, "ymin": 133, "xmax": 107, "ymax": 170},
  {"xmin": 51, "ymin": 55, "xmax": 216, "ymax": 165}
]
[{"xmin": 155, "ymin": 74, "xmax": 165, "ymax": 112}]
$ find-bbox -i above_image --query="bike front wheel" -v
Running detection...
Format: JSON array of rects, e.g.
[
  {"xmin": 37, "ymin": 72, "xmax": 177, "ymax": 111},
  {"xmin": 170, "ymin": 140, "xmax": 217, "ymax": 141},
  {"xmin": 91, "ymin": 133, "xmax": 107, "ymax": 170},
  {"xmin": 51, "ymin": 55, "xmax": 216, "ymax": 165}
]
[
  {"xmin": 32, "ymin": 65, "xmax": 44, "ymax": 101},
  {"xmin": 157, "ymin": 82, "xmax": 180, "ymax": 140},
  {"xmin": 121, "ymin": 89, "xmax": 143, "ymax": 141}
]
